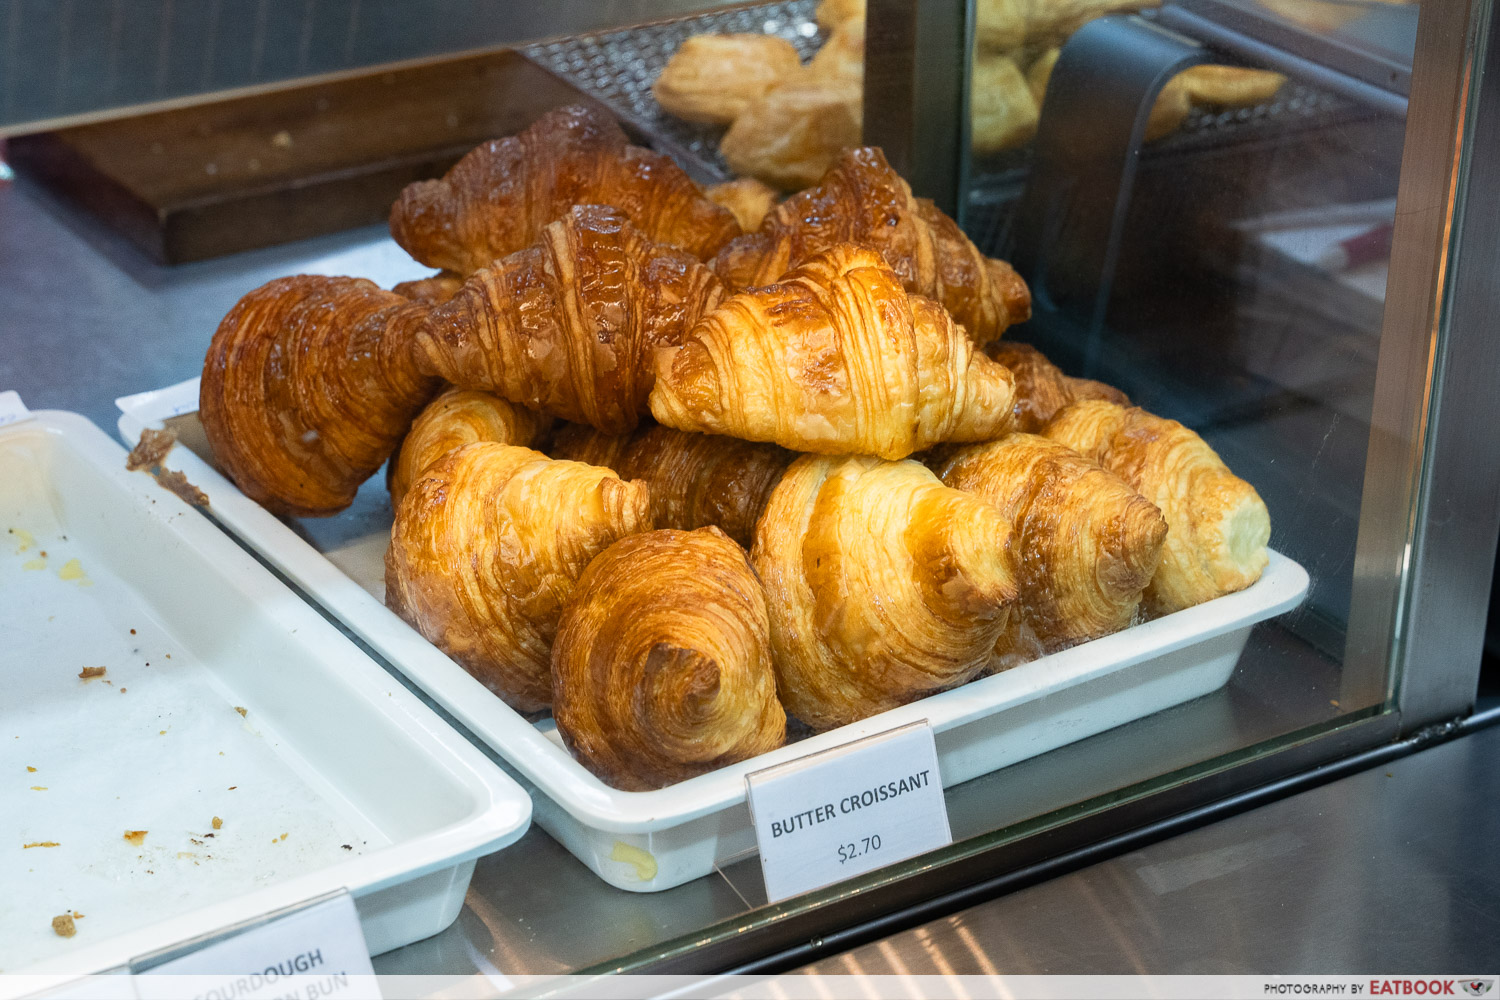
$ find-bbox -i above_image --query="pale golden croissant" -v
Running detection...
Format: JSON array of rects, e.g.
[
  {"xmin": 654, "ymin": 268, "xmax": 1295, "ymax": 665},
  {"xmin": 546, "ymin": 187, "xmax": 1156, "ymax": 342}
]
[
  {"xmin": 200, "ymin": 275, "xmax": 437, "ymax": 518},
  {"xmin": 651, "ymin": 244, "xmax": 1016, "ymax": 460},
  {"xmin": 704, "ymin": 178, "xmax": 781, "ymax": 233},
  {"xmin": 653, "ymin": 34, "xmax": 803, "ymax": 125},
  {"xmin": 712, "ymin": 147, "xmax": 1030, "ymax": 344},
  {"xmin": 1045, "ymin": 400, "xmax": 1271, "ymax": 615},
  {"xmin": 393, "ymin": 271, "xmax": 465, "ymax": 305},
  {"xmin": 385, "ymin": 442, "xmax": 651, "ymax": 713},
  {"xmin": 389, "ymin": 387, "xmax": 552, "ymax": 506},
  {"xmin": 720, "ymin": 75, "xmax": 863, "ymax": 192},
  {"xmin": 552, "ymin": 527, "xmax": 786, "ymax": 790},
  {"xmin": 550, "ymin": 423, "xmax": 795, "ymax": 548},
  {"xmin": 986, "ymin": 341, "xmax": 1128, "ymax": 432},
  {"xmin": 414, "ymin": 205, "xmax": 727, "ymax": 434},
  {"xmin": 931, "ymin": 434, "xmax": 1167, "ymax": 665},
  {"xmin": 389, "ymin": 104, "xmax": 739, "ymax": 275},
  {"xmin": 752, "ymin": 454, "xmax": 1018, "ymax": 731}
]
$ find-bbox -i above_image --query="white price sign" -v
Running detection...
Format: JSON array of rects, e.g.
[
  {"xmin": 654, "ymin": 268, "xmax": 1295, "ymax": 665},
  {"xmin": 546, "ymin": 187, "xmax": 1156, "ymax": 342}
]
[{"xmin": 746, "ymin": 721, "xmax": 952, "ymax": 902}]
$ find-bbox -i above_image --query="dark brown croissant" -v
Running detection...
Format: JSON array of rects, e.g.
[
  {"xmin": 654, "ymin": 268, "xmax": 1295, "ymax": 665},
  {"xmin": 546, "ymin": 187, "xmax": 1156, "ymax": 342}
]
[
  {"xmin": 550, "ymin": 423, "xmax": 795, "ymax": 548},
  {"xmin": 712, "ymin": 147, "xmax": 1030, "ymax": 344},
  {"xmin": 930, "ymin": 434, "xmax": 1167, "ymax": 666},
  {"xmin": 200, "ymin": 275, "xmax": 437, "ymax": 518},
  {"xmin": 986, "ymin": 341, "xmax": 1129, "ymax": 433},
  {"xmin": 552, "ymin": 526, "xmax": 786, "ymax": 790},
  {"xmin": 414, "ymin": 205, "xmax": 727, "ymax": 434},
  {"xmin": 390, "ymin": 104, "xmax": 740, "ymax": 275}
]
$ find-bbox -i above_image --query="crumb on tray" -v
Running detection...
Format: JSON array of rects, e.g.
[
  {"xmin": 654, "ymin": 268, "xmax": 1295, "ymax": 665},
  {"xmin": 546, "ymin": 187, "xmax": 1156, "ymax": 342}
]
[
  {"xmin": 78, "ymin": 666, "xmax": 105, "ymax": 680},
  {"xmin": 25, "ymin": 766, "xmax": 35, "ymax": 772},
  {"xmin": 51, "ymin": 914, "xmax": 76, "ymax": 938},
  {"xmin": 123, "ymin": 830, "xmax": 147, "ymax": 846},
  {"xmin": 212, "ymin": 816, "xmax": 222, "ymax": 830},
  {"xmin": 29, "ymin": 786, "xmax": 45, "ymax": 791},
  {"xmin": 234, "ymin": 706, "xmax": 247, "ymax": 718},
  {"xmin": 126, "ymin": 427, "xmax": 177, "ymax": 472},
  {"xmin": 155, "ymin": 468, "xmax": 209, "ymax": 507},
  {"xmin": 58, "ymin": 558, "xmax": 89, "ymax": 583},
  {"xmin": 23, "ymin": 842, "xmax": 59, "ymax": 849}
]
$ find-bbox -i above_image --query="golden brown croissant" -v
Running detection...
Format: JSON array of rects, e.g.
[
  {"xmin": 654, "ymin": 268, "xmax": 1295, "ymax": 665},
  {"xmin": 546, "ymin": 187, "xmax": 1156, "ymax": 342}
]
[
  {"xmin": 931, "ymin": 434, "xmax": 1166, "ymax": 664},
  {"xmin": 720, "ymin": 75, "xmax": 863, "ymax": 192},
  {"xmin": 712, "ymin": 147, "xmax": 1030, "ymax": 344},
  {"xmin": 414, "ymin": 205, "xmax": 726, "ymax": 434},
  {"xmin": 550, "ymin": 423, "xmax": 795, "ymax": 548},
  {"xmin": 1044, "ymin": 400, "xmax": 1271, "ymax": 615},
  {"xmin": 704, "ymin": 178, "xmax": 781, "ymax": 233},
  {"xmin": 389, "ymin": 387, "xmax": 552, "ymax": 506},
  {"xmin": 752, "ymin": 454, "xmax": 1018, "ymax": 731},
  {"xmin": 551, "ymin": 527, "xmax": 786, "ymax": 790},
  {"xmin": 393, "ymin": 271, "xmax": 465, "ymax": 305},
  {"xmin": 389, "ymin": 105, "xmax": 739, "ymax": 275},
  {"xmin": 385, "ymin": 442, "xmax": 651, "ymax": 713},
  {"xmin": 651, "ymin": 245, "xmax": 1016, "ymax": 460},
  {"xmin": 199, "ymin": 275, "xmax": 437, "ymax": 518},
  {"xmin": 986, "ymin": 341, "xmax": 1128, "ymax": 432},
  {"xmin": 653, "ymin": 34, "xmax": 803, "ymax": 125}
]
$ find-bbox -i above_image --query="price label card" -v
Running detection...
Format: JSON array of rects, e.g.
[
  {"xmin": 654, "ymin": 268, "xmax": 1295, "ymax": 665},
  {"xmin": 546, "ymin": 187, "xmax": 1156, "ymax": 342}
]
[
  {"xmin": 746, "ymin": 721, "xmax": 952, "ymax": 902},
  {"xmin": 115, "ymin": 378, "xmax": 201, "ymax": 427},
  {"xmin": 0, "ymin": 389, "xmax": 34, "ymax": 428},
  {"xmin": 133, "ymin": 892, "xmax": 376, "ymax": 1000}
]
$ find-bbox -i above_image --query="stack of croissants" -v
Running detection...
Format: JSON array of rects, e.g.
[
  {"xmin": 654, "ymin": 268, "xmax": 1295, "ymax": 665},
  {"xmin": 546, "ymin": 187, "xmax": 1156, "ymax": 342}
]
[{"xmin": 199, "ymin": 104, "xmax": 1271, "ymax": 792}]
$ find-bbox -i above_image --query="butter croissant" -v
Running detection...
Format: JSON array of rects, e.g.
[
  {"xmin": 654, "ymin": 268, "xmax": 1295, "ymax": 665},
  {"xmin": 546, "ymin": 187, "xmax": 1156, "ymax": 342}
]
[
  {"xmin": 390, "ymin": 104, "xmax": 739, "ymax": 275},
  {"xmin": 712, "ymin": 147, "xmax": 1030, "ymax": 344},
  {"xmin": 415, "ymin": 205, "xmax": 727, "ymax": 434},
  {"xmin": 651, "ymin": 244, "xmax": 1016, "ymax": 460},
  {"xmin": 386, "ymin": 443, "xmax": 651, "ymax": 712},
  {"xmin": 986, "ymin": 341, "xmax": 1128, "ymax": 432},
  {"xmin": 752, "ymin": 454, "xmax": 1018, "ymax": 731},
  {"xmin": 552, "ymin": 527, "xmax": 786, "ymax": 790},
  {"xmin": 551, "ymin": 423, "xmax": 795, "ymax": 548},
  {"xmin": 1045, "ymin": 400, "xmax": 1271, "ymax": 615},
  {"xmin": 200, "ymin": 275, "xmax": 437, "ymax": 518},
  {"xmin": 389, "ymin": 387, "xmax": 552, "ymax": 506},
  {"xmin": 931, "ymin": 434, "xmax": 1166, "ymax": 664}
]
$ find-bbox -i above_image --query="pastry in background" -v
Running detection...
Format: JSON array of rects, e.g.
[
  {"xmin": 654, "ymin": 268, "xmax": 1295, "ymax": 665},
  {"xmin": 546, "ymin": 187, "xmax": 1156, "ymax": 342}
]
[
  {"xmin": 977, "ymin": 0, "xmax": 1027, "ymax": 51},
  {"xmin": 651, "ymin": 245, "xmax": 1016, "ymax": 460},
  {"xmin": 385, "ymin": 442, "xmax": 651, "ymax": 713},
  {"xmin": 389, "ymin": 387, "xmax": 551, "ymax": 506},
  {"xmin": 931, "ymin": 434, "xmax": 1167, "ymax": 666},
  {"xmin": 1177, "ymin": 65, "xmax": 1287, "ymax": 107},
  {"xmin": 393, "ymin": 271, "xmax": 464, "ymax": 305},
  {"xmin": 552, "ymin": 527, "xmax": 786, "ymax": 790},
  {"xmin": 971, "ymin": 53, "xmax": 1040, "ymax": 154},
  {"xmin": 1021, "ymin": 0, "xmax": 1163, "ymax": 49},
  {"xmin": 986, "ymin": 341, "xmax": 1128, "ymax": 432},
  {"xmin": 1026, "ymin": 47, "xmax": 1060, "ymax": 105},
  {"xmin": 704, "ymin": 177, "xmax": 781, "ymax": 233},
  {"xmin": 714, "ymin": 147, "xmax": 1030, "ymax": 344},
  {"xmin": 1045, "ymin": 400, "xmax": 1272, "ymax": 615},
  {"xmin": 390, "ymin": 104, "xmax": 738, "ymax": 275},
  {"xmin": 807, "ymin": 16, "xmax": 864, "ymax": 84},
  {"xmin": 815, "ymin": 0, "xmax": 863, "ymax": 31},
  {"xmin": 550, "ymin": 423, "xmax": 795, "ymax": 549},
  {"xmin": 653, "ymin": 34, "xmax": 803, "ymax": 125},
  {"xmin": 752, "ymin": 454, "xmax": 1018, "ymax": 731},
  {"xmin": 200, "ymin": 275, "xmax": 436, "ymax": 518},
  {"xmin": 415, "ymin": 205, "xmax": 726, "ymax": 434},
  {"xmin": 720, "ymin": 76, "xmax": 863, "ymax": 191},
  {"xmin": 1025, "ymin": 47, "xmax": 1190, "ymax": 141}
]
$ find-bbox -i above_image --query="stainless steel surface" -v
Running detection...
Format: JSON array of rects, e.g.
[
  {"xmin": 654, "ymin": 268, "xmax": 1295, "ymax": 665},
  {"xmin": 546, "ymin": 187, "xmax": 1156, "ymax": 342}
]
[
  {"xmin": 1344, "ymin": 0, "xmax": 1487, "ymax": 714},
  {"xmin": 790, "ymin": 720, "xmax": 1500, "ymax": 976},
  {"xmin": 0, "ymin": 0, "xmax": 745, "ymax": 137},
  {"xmin": 1392, "ymin": 0, "xmax": 1500, "ymax": 730}
]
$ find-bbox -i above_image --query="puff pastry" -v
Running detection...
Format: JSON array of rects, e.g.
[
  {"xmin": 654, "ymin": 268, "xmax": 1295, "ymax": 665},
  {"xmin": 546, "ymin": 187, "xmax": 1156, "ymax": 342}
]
[
  {"xmin": 807, "ymin": 16, "xmax": 864, "ymax": 84},
  {"xmin": 550, "ymin": 423, "xmax": 795, "ymax": 548},
  {"xmin": 653, "ymin": 34, "xmax": 803, "ymax": 125},
  {"xmin": 389, "ymin": 387, "xmax": 551, "ymax": 505},
  {"xmin": 1177, "ymin": 65, "xmax": 1286, "ymax": 107},
  {"xmin": 720, "ymin": 76, "xmax": 863, "ymax": 192},
  {"xmin": 712, "ymin": 147, "xmax": 1030, "ymax": 344},
  {"xmin": 200, "ymin": 275, "xmax": 436, "ymax": 518},
  {"xmin": 651, "ymin": 244, "xmax": 1016, "ymax": 460},
  {"xmin": 987, "ymin": 341, "xmax": 1128, "ymax": 432},
  {"xmin": 1045, "ymin": 400, "xmax": 1271, "ymax": 615},
  {"xmin": 704, "ymin": 178, "xmax": 781, "ymax": 233},
  {"xmin": 752, "ymin": 454, "xmax": 1018, "ymax": 730},
  {"xmin": 414, "ymin": 205, "xmax": 726, "ymax": 433},
  {"xmin": 931, "ymin": 434, "xmax": 1166, "ymax": 664},
  {"xmin": 815, "ymin": 0, "xmax": 864, "ymax": 30},
  {"xmin": 977, "ymin": 0, "xmax": 1026, "ymax": 51},
  {"xmin": 971, "ymin": 53, "xmax": 1039, "ymax": 154},
  {"xmin": 385, "ymin": 442, "xmax": 651, "ymax": 713},
  {"xmin": 390, "ymin": 104, "xmax": 739, "ymax": 275},
  {"xmin": 552, "ymin": 527, "xmax": 786, "ymax": 790}
]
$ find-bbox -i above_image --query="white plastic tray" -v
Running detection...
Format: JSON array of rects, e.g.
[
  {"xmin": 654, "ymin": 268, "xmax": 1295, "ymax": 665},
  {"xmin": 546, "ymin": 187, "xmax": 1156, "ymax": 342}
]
[
  {"xmin": 2, "ymin": 406, "xmax": 531, "ymax": 974},
  {"xmin": 117, "ymin": 382, "xmax": 1309, "ymax": 893}
]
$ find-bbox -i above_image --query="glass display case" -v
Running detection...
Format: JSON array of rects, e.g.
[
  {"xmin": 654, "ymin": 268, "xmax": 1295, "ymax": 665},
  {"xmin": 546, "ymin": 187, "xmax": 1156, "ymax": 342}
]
[{"xmin": 1, "ymin": 0, "xmax": 1495, "ymax": 984}]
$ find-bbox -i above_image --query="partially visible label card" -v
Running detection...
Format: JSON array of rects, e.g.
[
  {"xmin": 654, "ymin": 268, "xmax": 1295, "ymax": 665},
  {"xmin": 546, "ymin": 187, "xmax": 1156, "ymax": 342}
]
[
  {"xmin": 115, "ymin": 378, "xmax": 200, "ymax": 427},
  {"xmin": 0, "ymin": 389, "xmax": 34, "ymax": 428},
  {"xmin": 747, "ymin": 721, "xmax": 952, "ymax": 903},
  {"xmin": 134, "ymin": 893, "xmax": 376, "ymax": 1000}
]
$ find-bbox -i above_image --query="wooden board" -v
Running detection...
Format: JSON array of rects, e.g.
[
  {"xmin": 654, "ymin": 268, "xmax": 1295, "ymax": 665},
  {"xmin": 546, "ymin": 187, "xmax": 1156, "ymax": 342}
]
[{"xmin": 7, "ymin": 51, "xmax": 603, "ymax": 264}]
